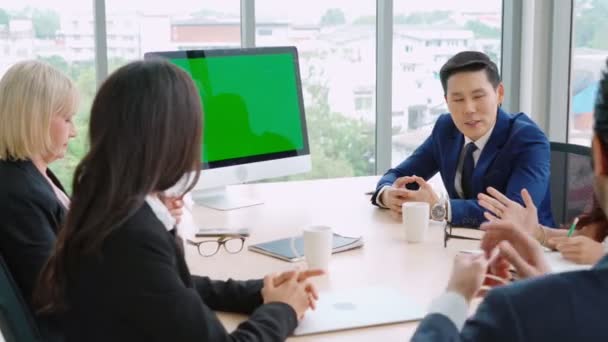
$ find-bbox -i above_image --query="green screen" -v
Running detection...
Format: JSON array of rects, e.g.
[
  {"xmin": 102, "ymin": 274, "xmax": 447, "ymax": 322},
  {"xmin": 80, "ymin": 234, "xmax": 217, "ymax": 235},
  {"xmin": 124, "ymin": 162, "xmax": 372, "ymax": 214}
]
[{"xmin": 171, "ymin": 53, "xmax": 305, "ymax": 163}]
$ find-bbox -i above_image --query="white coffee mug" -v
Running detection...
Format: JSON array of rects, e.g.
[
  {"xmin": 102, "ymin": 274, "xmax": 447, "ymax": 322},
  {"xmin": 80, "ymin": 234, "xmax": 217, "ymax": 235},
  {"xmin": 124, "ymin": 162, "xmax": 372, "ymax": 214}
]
[
  {"xmin": 402, "ymin": 202, "xmax": 430, "ymax": 243},
  {"xmin": 290, "ymin": 225, "xmax": 333, "ymax": 270}
]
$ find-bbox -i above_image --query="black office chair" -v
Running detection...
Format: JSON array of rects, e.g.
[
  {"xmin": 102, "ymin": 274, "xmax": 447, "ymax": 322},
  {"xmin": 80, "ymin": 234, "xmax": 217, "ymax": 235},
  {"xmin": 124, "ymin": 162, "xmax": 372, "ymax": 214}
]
[
  {"xmin": 0, "ymin": 255, "xmax": 40, "ymax": 342},
  {"xmin": 549, "ymin": 142, "xmax": 594, "ymax": 227}
]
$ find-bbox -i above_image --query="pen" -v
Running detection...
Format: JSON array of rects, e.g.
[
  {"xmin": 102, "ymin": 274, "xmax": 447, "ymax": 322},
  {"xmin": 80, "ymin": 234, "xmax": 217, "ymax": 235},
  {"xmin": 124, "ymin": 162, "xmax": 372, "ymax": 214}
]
[{"xmin": 567, "ymin": 217, "xmax": 580, "ymax": 237}]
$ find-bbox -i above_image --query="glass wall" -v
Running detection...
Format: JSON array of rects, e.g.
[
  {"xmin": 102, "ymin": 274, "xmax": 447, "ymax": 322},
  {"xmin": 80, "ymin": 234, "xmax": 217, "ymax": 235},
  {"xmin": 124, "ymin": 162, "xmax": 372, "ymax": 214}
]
[
  {"xmin": 569, "ymin": 0, "xmax": 608, "ymax": 146},
  {"xmin": 0, "ymin": 1, "xmax": 95, "ymax": 191},
  {"xmin": 390, "ymin": 0, "xmax": 503, "ymax": 166},
  {"xmin": 105, "ymin": 0, "xmax": 241, "ymax": 71},
  {"xmin": 256, "ymin": 0, "xmax": 376, "ymax": 179}
]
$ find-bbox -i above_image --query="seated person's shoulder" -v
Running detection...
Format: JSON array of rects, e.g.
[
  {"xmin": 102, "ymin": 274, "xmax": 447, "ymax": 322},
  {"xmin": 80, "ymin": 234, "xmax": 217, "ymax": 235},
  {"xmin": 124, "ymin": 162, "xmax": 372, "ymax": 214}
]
[
  {"xmin": 0, "ymin": 160, "xmax": 49, "ymax": 206},
  {"xmin": 508, "ymin": 112, "xmax": 548, "ymax": 141},
  {"xmin": 488, "ymin": 269, "xmax": 587, "ymax": 309},
  {"xmin": 434, "ymin": 113, "xmax": 457, "ymax": 129},
  {"xmin": 104, "ymin": 204, "xmax": 175, "ymax": 252}
]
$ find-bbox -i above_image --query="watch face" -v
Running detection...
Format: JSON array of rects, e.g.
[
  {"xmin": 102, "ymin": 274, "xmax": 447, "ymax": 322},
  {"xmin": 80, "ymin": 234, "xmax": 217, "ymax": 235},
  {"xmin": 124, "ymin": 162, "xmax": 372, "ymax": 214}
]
[{"xmin": 432, "ymin": 204, "xmax": 446, "ymax": 220}]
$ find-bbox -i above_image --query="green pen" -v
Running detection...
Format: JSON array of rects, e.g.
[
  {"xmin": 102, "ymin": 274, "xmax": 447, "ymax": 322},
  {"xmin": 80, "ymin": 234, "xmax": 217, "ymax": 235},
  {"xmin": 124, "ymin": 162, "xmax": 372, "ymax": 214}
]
[{"xmin": 567, "ymin": 217, "xmax": 580, "ymax": 237}]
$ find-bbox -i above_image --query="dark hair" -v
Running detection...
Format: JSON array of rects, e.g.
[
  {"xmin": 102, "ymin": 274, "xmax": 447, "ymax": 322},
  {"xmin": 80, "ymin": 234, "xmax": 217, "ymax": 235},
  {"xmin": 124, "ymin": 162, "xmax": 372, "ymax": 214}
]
[
  {"xmin": 439, "ymin": 51, "xmax": 501, "ymax": 95},
  {"xmin": 35, "ymin": 60, "xmax": 202, "ymax": 312},
  {"xmin": 576, "ymin": 196, "xmax": 608, "ymax": 241},
  {"xmin": 594, "ymin": 60, "xmax": 608, "ymax": 146}
]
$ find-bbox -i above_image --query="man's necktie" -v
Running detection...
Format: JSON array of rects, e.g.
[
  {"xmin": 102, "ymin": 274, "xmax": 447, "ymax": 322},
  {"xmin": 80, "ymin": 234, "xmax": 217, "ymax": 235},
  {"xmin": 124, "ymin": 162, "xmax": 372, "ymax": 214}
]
[{"xmin": 461, "ymin": 142, "xmax": 478, "ymax": 199}]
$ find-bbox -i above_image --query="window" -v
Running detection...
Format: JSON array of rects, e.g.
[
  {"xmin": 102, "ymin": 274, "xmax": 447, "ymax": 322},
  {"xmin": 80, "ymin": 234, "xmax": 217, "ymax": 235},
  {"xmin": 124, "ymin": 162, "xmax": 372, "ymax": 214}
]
[
  {"xmin": 256, "ymin": 1, "xmax": 376, "ymax": 179},
  {"xmin": 258, "ymin": 28, "xmax": 273, "ymax": 36},
  {"xmin": 569, "ymin": 0, "xmax": 608, "ymax": 146},
  {"xmin": 0, "ymin": 2, "xmax": 95, "ymax": 191},
  {"xmin": 391, "ymin": 0, "xmax": 503, "ymax": 166},
  {"xmin": 106, "ymin": 0, "xmax": 240, "ymax": 73}
]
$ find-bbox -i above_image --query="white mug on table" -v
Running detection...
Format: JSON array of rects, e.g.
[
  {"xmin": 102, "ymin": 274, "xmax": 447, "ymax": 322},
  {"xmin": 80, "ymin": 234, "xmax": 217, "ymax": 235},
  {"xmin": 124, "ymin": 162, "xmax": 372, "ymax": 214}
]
[
  {"xmin": 290, "ymin": 225, "xmax": 333, "ymax": 270},
  {"xmin": 402, "ymin": 202, "xmax": 429, "ymax": 243}
]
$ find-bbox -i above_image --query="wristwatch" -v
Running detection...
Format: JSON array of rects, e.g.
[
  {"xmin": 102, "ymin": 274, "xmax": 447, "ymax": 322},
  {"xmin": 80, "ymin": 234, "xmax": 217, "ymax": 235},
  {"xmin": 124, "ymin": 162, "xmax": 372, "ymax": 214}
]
[{"xmin": 431, "ymin": 197, "xmax": 448, "ymax": 221}]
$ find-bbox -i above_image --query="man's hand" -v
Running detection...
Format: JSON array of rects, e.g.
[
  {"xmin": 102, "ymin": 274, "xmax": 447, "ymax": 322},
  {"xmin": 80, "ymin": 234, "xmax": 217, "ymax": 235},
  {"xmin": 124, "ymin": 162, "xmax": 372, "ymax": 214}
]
[
  {"xmin": 380, "ymin": 186, "xmax": 410, "ymax": 214},
  {"xmin": 480, "ymin": 221, "xmax": 550, "ymax": 279},
  {"xmin": 446, "ymin": 251, "xmax": 498, "ymax": 303},
  {"xmin": 382, "ymin": 175, "xmax": 439, "ymax": 215},
  {"xmin": 478, "ymin": 187, "xmax": 539, "ymax": 236}
]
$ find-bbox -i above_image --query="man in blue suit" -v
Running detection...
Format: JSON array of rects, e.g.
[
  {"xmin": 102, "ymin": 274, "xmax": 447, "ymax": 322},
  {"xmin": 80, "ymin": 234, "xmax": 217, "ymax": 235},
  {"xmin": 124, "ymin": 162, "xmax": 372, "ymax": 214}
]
[
  {"xmin": 372, "ymin": 51, "xmax": 553, "ymax": 227},
  {"xmin": 411, "ymin": 61, "xmax": 608, "ymax": 341}
]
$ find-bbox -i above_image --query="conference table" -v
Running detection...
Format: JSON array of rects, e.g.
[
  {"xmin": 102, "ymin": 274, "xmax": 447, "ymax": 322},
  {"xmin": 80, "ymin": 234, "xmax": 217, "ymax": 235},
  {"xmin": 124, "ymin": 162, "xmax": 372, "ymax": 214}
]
[{"xmin": 186, "ymin": 176, "xmax": 482, "ymax": 341}]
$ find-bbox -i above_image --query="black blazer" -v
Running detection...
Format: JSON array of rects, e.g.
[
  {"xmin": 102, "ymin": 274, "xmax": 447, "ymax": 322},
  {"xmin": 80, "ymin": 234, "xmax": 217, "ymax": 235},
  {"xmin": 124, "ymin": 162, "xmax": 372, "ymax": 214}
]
[
  {"xmin": 0, "ymin": 159, "xmax": 66, "ymax": 303},
  {"xmin": 64, "ymin": 203, "xmax": 297, "ymax": 342},
  {"xmin": 0, "ymin": 159, "xmax": 67, "ymax": 341},
  {"xmin": 412, "ymin": 255, "xmax": 608, "ymax": 341}
]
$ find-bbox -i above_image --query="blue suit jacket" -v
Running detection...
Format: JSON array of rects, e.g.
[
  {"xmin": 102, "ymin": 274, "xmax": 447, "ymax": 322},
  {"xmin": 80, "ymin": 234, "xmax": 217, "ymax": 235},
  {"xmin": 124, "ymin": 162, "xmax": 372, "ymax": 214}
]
[
  {"xmin": 372, "ymin": 109, "xmax": 554, "ymax": 227},
  {"xmin": 411, "ymin": 255, "xmax": 608, "ymax": 342}
]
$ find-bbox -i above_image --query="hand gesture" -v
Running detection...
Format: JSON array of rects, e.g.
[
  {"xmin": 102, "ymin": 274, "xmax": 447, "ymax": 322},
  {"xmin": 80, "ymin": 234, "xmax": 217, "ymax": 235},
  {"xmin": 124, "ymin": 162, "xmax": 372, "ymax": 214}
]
[
  {"xmin": 446, "ymin": 251, "xmax": 497, "ymax": 302},
  {"xmin": 480, "ymin": 221, "xmax": 550, "ymax": 279},
  {"xmin": 478, "ymin": 187, "xmax": 538, "ymax": 236}
]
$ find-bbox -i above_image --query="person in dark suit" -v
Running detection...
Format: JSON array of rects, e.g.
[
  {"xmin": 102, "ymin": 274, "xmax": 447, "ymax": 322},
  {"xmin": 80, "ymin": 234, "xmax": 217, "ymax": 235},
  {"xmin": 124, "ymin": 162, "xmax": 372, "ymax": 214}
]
[
  {"xmin": 411, "ymin": 60, "xmax": 608, "ymax": 341},
  {"xmin": 372, "ymin": 51, "xmax": 553, "ymax": 228},
  {"xmin": 35, "ymin": 60, "xmax": 322, "ymax": 342},
  {"xmin": 0, "ymin": 60, "xmax": 79, "ymax": 340}
]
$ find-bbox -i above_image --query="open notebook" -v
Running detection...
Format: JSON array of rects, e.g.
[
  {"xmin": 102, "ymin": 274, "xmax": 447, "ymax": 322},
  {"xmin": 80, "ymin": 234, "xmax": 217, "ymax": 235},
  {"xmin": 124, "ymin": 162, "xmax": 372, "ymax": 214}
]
[{"xmin": 248, "ymin": 233, "xmax": 363, "ymax": 262}]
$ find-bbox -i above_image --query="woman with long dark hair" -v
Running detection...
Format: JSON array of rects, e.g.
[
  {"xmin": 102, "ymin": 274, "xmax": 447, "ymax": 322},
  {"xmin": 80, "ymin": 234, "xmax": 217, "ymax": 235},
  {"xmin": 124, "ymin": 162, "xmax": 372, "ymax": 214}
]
[{"xmin": 36, "ymin": 60, "xmax": 320, "ymax": 341}]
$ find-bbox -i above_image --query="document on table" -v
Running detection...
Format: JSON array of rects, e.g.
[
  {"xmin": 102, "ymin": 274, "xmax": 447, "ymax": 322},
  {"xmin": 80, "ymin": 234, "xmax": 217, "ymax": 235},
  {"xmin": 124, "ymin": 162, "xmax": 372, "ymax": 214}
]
[{"xmin": 545, "ymin": 252, "xmax": 592, "ymax": 273}]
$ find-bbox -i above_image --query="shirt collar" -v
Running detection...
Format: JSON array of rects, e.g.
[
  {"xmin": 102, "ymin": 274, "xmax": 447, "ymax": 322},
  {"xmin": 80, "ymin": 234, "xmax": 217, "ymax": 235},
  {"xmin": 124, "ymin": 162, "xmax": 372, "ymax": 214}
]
[
  {"xmin": 464, "ymin": 122, "xmax": 495, "ymax": 151},
  {"xmin": 145, "ymin": 194, "xmax": 176, "ymax": 231}
]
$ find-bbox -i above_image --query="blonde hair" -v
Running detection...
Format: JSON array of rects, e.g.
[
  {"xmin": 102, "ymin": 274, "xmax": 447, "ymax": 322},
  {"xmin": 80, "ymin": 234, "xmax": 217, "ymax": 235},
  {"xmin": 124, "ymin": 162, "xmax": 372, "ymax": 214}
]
[{"xmin": 0, "ymin": 60, "xmax": 78, "ymax": 160}]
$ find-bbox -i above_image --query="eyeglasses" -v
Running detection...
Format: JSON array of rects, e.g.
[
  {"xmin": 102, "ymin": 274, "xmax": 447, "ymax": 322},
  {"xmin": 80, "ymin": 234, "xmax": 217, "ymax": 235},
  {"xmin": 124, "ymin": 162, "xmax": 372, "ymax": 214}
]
[
  {"xmin": 187, "ymin": 235, "xmax": 246, "ymax": 257},
  {"xmin": 443, "ymin": 222, "xmax": 482, "ymax": 247}
]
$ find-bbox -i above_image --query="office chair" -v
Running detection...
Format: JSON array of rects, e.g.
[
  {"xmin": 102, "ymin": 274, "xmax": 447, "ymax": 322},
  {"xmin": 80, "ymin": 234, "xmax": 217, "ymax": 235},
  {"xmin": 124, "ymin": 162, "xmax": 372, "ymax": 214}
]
[
  {"xmin": 0, "ymin": 255, "xmax": 40, "ymax": 342},
  {"xmin": 549, "ymin": 142, "xmax": 594, "ymax": 227}
]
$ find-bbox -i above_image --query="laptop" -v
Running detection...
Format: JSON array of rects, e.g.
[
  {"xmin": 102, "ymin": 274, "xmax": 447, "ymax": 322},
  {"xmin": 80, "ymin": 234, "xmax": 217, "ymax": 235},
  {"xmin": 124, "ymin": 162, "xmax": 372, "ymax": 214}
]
[{"xmin": 293, "ymin": 286, "xmax": 425, "ymax": 336}]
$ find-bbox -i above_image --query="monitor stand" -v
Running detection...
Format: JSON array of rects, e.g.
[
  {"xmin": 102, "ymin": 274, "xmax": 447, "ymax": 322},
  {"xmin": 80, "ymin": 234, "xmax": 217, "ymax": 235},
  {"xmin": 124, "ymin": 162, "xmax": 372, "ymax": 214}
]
[{"xmin": 191, "ymin": 186, "xmax": 263, "ymax": 211}]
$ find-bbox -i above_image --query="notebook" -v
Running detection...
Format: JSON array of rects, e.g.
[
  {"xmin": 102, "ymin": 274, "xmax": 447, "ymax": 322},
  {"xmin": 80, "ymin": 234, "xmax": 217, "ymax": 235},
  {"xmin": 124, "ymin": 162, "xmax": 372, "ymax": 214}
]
[
  {"xmin": 248, "ymin": 233, "xmax": 363, "ymax": 262},
  {"xmin": 545, "ymin": 251, "xmax": 592, "ymax": 273},
  {"xmin": 293, "ymin": 286, "xmax": 425, "ymax": 336}
]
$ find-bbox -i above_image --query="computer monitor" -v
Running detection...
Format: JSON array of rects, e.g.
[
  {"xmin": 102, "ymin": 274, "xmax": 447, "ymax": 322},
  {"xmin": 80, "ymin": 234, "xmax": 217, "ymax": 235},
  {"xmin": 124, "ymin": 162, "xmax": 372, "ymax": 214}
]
[{"xmin": 145, "ymin": 47, "xmax": 311, "ymax": 210}]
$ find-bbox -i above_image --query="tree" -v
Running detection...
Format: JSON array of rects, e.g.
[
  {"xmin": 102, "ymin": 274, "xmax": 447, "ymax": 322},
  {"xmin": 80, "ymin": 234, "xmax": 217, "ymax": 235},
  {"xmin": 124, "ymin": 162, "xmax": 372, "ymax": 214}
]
[
  {"xmin": 353, "ymin": 16, "xmax": 375, "ymax": 25},
  {"xmin": 574, "ymin": 0, "xmax": 608, "ymax": 49},
  {"xmin": 38, "ymin": 55, "xmax": 69, "ymax": 74},
  {"xmin": 465, "ymin": 20, "xmax": 501, "ymax": 39},
  {"xmin": 31, "ymin": 9, "xmax": 60, "ymax": 38},
  {"xmin": 394, "ymin": 10, "xmax": 451, "ymax": 25},
  {"xmin": 320, "ymin": 8, "xmax": 346, "ymax": 27},
  {"xmin": 0, "ymin": 9, "xmax": 9, "ymax": 26}
]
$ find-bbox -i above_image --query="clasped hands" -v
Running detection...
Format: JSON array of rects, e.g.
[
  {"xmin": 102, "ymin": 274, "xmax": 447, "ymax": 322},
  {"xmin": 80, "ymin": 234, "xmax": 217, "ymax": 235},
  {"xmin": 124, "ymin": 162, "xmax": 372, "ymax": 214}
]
[
  {"xmin": 381, "ymin": 176, "xmax": 439, "ymax": 217},
  {"xmin": 158, "ymin": 193, "xmax": 325, "ymax": 320}
]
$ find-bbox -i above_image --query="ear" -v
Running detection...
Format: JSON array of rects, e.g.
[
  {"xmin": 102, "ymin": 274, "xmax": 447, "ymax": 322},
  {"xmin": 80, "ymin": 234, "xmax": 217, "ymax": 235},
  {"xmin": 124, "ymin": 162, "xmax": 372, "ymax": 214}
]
[
  {"xmin": 496, "ymin": 83, "xmax": 505, "ymax": 105},
  {"xmin": 592, "ymin": 135, "xmax": 608, "ymax": 176}
]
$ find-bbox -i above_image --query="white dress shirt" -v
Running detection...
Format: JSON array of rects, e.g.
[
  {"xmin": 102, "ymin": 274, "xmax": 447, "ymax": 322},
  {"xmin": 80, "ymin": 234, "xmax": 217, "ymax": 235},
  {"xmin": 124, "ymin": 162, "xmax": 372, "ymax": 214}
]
[
  {"xmin": 427, "ymin": 291, "xmax": 469, "ymax": 331},
  {"xmin": 453, "ymin": 124, "xmax": 495, "ymax": 199},
  {"xmin": 145, "ymin": 193, "xmax": 197, "ymax": 240}
]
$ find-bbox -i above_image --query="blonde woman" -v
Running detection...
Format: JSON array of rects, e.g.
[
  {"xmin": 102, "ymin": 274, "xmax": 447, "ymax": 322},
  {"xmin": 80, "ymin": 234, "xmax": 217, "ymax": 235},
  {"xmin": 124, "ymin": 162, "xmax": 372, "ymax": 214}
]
[{"xmin": 0, "ymin": 60, "xmax": 78, "ymax": 340}]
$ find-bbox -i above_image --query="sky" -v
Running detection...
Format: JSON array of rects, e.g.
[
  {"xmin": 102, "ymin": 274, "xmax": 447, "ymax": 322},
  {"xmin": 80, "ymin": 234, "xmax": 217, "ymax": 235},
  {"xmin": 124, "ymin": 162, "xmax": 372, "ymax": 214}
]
[{"xmin": 0, "ymin": 0, "xmax": 502, "ymax": 24}]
